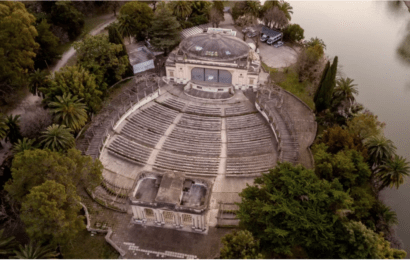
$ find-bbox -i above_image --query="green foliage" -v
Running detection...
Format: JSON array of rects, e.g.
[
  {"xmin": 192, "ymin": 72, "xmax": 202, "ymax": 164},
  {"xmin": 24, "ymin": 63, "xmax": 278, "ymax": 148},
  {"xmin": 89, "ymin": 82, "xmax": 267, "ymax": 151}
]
[
  {"xmin": 337, "ymin": 221, "xmax": 406, "ymax": 259},
  {"xmin": 315, "ymin": 56, "xmax": 337, "ymax": 113},
  {"xmin": 0, "ymin": 114, "xmax": 8, "ymax": 141},
  {"xmin": 118, "ymin": 2, "xmax": 153, "ymax": 41},
  {"xmin": 170, "ymin": 1, "xmax": 192, "ymax": 21},
  {"xmin": 149, "ymin": 6, "xmax": 181, "ymax": 55},
  {"xmin": 41, "ymin": 66, "xmax": 102, "ymax": 113},
  {"xmin": 12, "ymin": 241, "xmax": 58, "ymax": 259},
  {"xmin": 283, "ymin": 24, "xmax": 304, "ymax": 42},
  {"xmin": 0, "ymin": 2, "xmax": 39, "ymax": 85},
  {"xmin": 237, "ymin": 162, "xmax": 353, "ymax": 258},
  {"xmin": 13, "ymin": 137, "xmax": 37, "ymax": 154},
  {"xmin": 321, "ymin": 125, "xmax": 368, "ymax": 158},
  {"xmin": 107, "ymin": 24, "xmax": 133, "ymax": 77},
  {"xmin": 220, "ymin": 230, "xmax": 264, "ymax": 259},
  {"xmin": 232, "ymin": 1, "xmax": 261, "ymax": 21},
  {"xmin": 50, "ymin": 2, "xmax": 84, "ymax": 41},
  {"xmin": 28, "ymin": 69, "xmax": 49, "ymax": 96},
  {"xmin": 377, "ymin": 155, "xmax": 410, "ymax": 190},
  {"xmin": 20, "ymin": 180, "xmax": 84, "ymax": 245},
  {"xmin": 74, "ymin": 34, "xmax": 129, "ymax": 88},
  {"xmin": 5, "ymin": 148, "xmax": 102, "ymax": 202},
  {"xmin": 313, "ymin": 143, "xmax": 371, "ymax": 190},
  {"xmin": 278, "ymin": 1, "xmax": 293, "ymax": 21},
  {"xmin": 0, "ymin": 229, "xmax": 17, "ymax": 256},
  {"xmin": 365, "ymin": 135, "xmax": 397, "ymax": 167},
  {"xmin": 33, "ymin": 19, "xmax": 60, "ymax": 69},
  {"xmin": 347, "ymin": 112, "xmax": 384, "ymax": 141},
  {"xmin": 333, "ymin": 77, "xmax": 358, "ymax": 105},
  {"xmin": 48, "ymin": 93, "xmax": 88, "ymax": 132},
  {"xmin": 5, "ymin": 115, "xmax": 22, "ymax": 144},
  {"xmin": 40, "ymin": 124, "xmax": 75, "ymax": 152}
]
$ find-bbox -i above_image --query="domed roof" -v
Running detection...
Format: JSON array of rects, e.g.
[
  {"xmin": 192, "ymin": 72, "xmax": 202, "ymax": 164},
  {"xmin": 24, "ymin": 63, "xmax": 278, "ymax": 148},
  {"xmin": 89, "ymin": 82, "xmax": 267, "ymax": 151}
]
[{"xmin": 179, "ymin": 33, "xmax": 250, "ymax": 62}]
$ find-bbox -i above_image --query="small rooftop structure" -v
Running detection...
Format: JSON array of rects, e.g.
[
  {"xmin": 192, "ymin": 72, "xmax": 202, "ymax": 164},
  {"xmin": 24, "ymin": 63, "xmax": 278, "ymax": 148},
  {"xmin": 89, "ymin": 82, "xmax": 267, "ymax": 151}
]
[
  {"xmin": 261, "ymin": 26, "xmax": 283, "ymax": 39},
  {"xmin": 126, "ymin": 43, "xmax": 156, "ymax": 74}
]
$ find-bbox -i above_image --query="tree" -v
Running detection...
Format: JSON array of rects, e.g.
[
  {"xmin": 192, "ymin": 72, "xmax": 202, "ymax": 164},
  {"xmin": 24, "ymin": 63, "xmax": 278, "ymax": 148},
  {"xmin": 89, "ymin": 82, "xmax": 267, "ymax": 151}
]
[
  {"xmin": 334, "ymin": 77, "xmax": 358, "ymax": 104},
  {"xmin": 5, "ymin": 148, "xmax": 102, "ymax": 202},
  {"xmin": 237, "ymin": 162, "xmax": 353, "ymax": 258},
  {"xmin": 263, "ymin": 6, "xmax": 288, "ymax": 29},
  {"xmin": 20, "ymin": 180, "xmax": 84, "ymax": 245},
  {"xmin": 347, "ymin": 112, "xmax": 384, "ymax": 141},
  {"xmin": 33, "ymin": 19, "xmax": 60, "ymax": 70},
  {"xmin": 220, "ymin": 230, "xmax": 264, "ymax": 259},
  {"xmin": 321, "ymin": 125, "xmax": 367, "ymax": 158},
  {"xmin": 283, "ymin": 24, "xmax": 304, "ymax": 42},
  {"xmin": 377, "ymin": 155, "xmax": 410, "ymax": 190},
  {"xmin": 48, "ymin": 93, "xmax": 88, "ymax": 132},
  {"xmin": 40, "ymin": 124, "xmax": 75, "ymax": 152},
  {"xmin": 0, "ymin": 114, "xmax": 8, "ymax": 142},
  {"xmin": 210, "ymin": 7, "xmax": 224, "ymax": 28},
  {"xmin": 5, "ymin": 115, "xmax": 22, "ymax": 144},
  {"xmin": 41, "ymin": 66, "xmax": 103, "ymax": 113},
  {"xmin": 313, "ymin": 143, "xmax": 371, "ymax": 190},
  {"xmin": 74, "ymin": 35, "xmax": 129, "ymax": 87},
  {"xmin": 107, "ymin": 24, "xmax": 133, "ymax": 77},
  {"xmin": 212, "ymin": 1, "xmax": 225, "ymax": 16},
  {"xmin": 232, "ymin": 1, "xmax": 260, "ymax": 22},
  {"xmin": 50, "ymin": 1, "xmax": 84, "ymax": 41},
  {"xmin": 12, "ymin": 242, "xmax": 58, "ymax": 259},
  {"xmin": 28, "ymin": 69, "xmax": 49, "ymax": 96},
  {"xmin": 117, "ymin": 14, "xmax": 137, "ymax": 44},
  {"xmin": 278, "ymin": 1, "xmax": 293, "ymax": 21},
  {"xmin": 170, "ymin": 1, "xmax": 192, "ymax": 21},
  {"xmin": 13, "ymin": 138, "xmax": 37, "ymax": 154},
  {"xmin": 314, "ymin": 56, "xmax": 337, "ymax": 113},
  {"xmin": 0, "ymin": 2, "xmax": 39, "ymax": 99},
  {"xmin": 365, "ymin": 135, "xmax": 396, "ymax": 167},
  {"xmin": 337, "ymin": 221, "xmax": 406, "ymax": 259},
  {"xmin": 149, "ymin": 6, "xmax": 181, "ymax": 55},
  {"xmin": 118, "ymin": 2, "xmax": 153, "ymax": 41},
  {"xmin": 0, "ymin": 229, "xmax": 17, "ymax": 256}
]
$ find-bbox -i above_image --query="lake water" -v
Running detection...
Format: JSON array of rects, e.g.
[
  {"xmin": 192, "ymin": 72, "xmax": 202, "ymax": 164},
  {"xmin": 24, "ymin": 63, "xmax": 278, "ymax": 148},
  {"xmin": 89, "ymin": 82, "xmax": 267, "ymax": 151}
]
[{"xmin": 289, "ymin": 0, "xmax": 410, "ymax": 253}]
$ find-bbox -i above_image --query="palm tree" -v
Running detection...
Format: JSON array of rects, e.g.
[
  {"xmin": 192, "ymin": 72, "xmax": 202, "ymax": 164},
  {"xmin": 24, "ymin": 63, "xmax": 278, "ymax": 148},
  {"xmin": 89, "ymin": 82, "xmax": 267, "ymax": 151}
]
[
  {"xmin": 377, "ymin": 155, "xmax": 410, "ymax": 190},
  {"xmin": 0, "ymin": 229, "xmax": 17, "ymax": 256},
  {"xmin": 48, "ymin": 93, "xmax": 88, "ymax": 132},
  {"xmin": 278, "ymin": 1, "xmax": 293, "ymax": 21},
  {"xmin": 5, "ymin": 115, "xmax": 22, "ymax": 144},
  {"xmin": 28, "ymin": 69, "xmax": 48, "ymax": 96},
  {"xmin": 13, "ymin": 138, "xmax": 37, "ymax": 154},
  {"xmin": 0, "ymin": 114, "xmax": 8, "ymax": 142},
  {"xmin": 244, "ymin": 1, "xmax": 261, "ymax": 18},
  {"xmin": 171, "ymin": 1, "xmax": 192, "ymax": 21},
  {"xmin": 334, "ymin": 77, "xmax": 359, "ymax": 104},
  {"xmin": 365, "ymin": 135, "xmax": 396, "ymax": 167},
  {"xmin": 12, "ymin": 242, "xmax": 58, "ymax": 259},
  {"xmin": 117, "ymin": 15, "xmax": 135, "ymax": 44},
  {"xmin": 40, "ymin": 124, "xmax": 75, "ymax": 152}
]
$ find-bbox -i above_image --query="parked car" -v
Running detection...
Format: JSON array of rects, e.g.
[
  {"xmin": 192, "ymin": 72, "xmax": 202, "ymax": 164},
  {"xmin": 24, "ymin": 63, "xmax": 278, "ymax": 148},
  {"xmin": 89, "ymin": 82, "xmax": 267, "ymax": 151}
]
[
  {"xmin": 260, "ymin": 34, "xmax": 268, "ymax": 42},
  {"xmin": 247, "ymin": 31, "xmax": 257, "ymax": 38},
  {"xmin": 242, "ymin": 27, "xmax": 251, "ymax": 33},
  {"xmin": 274, "ymin": 41, "xmax": 284, "ymax": 48},
  {"xmin": 266, "ymin": 37, "xmax": 278, "ymax": 45}
]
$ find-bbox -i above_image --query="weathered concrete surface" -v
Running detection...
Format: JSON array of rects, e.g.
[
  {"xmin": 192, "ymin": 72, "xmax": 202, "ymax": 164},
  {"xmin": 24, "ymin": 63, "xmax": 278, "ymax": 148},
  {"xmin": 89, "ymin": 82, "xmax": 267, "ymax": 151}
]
[
  {"xmin": 280, "ymin": 90, "xmax": 317, "ymax": 169},
  {"xmin": 109, "ymin": 213, "xmax": 233, "ymax": 259}
]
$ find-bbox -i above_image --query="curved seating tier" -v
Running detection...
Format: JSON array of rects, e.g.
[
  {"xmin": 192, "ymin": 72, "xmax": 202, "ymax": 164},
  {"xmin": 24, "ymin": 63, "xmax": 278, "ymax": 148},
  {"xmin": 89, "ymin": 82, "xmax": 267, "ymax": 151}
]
[
  {"xmin": 158, "ymin": 98, "xmax": 185, "ymax": 111},
  {"xmin": 227, "ymin": 139, "xmax": 274, "ymax": 156},
  {"xmin": 226, "ymin": 154, "xmax": 276, "ymax": 175},
  {"xmin": 162, "ymin": 138, "xmax": 221, "ymax": 157},
  {"xmin": 227, "ymin": 125, "xmax": 272, "ymax": 142},
  {"xmin": 225, "ymin": 105, "xmax": 255, "ymax": 116},
  {"xmin": 226, "ymin": 113, "xmax": 266, "ymax": 129},
  {"xmin": 185, "ymin": 88, "xmax": 232, "ymax": 100},
  {"xmin": 107, "ymin": 136, "xmax": 153, "ymax": 166},
  {"xmin": 185, "ymin": 104, "xmax": 222, "ymax": 116},
  {"xmin": 170, "ymin": 127, "xmax": 221, "ymax": 142},
  {"xmin": 178, "ymin": 114, "xmax": 221, "ymax": 131},
  {"xmin": 153, "ymin": 151, "xmax": 219, "ymax": 175}
]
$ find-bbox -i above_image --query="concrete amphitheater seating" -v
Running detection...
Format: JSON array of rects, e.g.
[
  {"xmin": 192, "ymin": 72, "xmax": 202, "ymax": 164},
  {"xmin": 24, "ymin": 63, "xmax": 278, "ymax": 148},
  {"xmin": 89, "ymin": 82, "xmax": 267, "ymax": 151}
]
[
  {"xmin": 226, "ymin": 154, "xmax": 276, "ymax": 175},
  {"xmin": 159, "ymin": 97, "xmax": 186, "ymax": 111},
  {"xmin": 178, "ymin": 113, "xmax": 221, "ymax": 131},
  {"xmin": 225, "ymin": 105, "xmax": 255, "ymax": 116},
  {"xmin": 153, "ymin": 150, "xmax": 219, "ymax": 175},
  {"xmin": 107, "ymin": 135, "xmax": 153, "ymax": 166},
  {"xmin": 185, "ymin": 104, "xmax": 222, "ymax": 116}
]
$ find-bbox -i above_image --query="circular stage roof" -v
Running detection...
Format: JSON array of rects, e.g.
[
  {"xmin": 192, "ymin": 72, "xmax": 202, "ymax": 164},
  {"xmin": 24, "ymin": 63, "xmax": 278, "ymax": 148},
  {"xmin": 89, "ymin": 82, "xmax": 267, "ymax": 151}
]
[{"xmin": 179, "ymin": 33, "xmax": 249, "ymax": 62}]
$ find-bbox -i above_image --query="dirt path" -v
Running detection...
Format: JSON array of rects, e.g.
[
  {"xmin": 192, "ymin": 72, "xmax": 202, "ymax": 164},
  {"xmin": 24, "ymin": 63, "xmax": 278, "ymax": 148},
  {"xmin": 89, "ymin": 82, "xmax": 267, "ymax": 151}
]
[{"xmin": 0, "ymin": 15, "xmax": 117, "ymax": 165}]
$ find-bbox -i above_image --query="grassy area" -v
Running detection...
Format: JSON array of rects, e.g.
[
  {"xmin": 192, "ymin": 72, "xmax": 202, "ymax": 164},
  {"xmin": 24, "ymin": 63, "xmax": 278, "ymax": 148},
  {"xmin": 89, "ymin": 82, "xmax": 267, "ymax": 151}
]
[
  {"xmin": 60, "ymin": 229, "xmax": 119, "ymax": 259},
  {"xmin": 262, "ymin": 62, "xmax": 315, "ymax": 110}
]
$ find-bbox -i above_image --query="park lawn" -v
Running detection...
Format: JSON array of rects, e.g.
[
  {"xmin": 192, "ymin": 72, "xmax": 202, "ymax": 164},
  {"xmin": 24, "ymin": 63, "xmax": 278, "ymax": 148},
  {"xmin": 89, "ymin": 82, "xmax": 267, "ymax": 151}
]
[
  {"xmin": 263, "ymin": 62, "xmax": 315, "ymax": 110},
  {"xmin": 60, "ymin": 229, "xmax": 119, "ymax": 259}
]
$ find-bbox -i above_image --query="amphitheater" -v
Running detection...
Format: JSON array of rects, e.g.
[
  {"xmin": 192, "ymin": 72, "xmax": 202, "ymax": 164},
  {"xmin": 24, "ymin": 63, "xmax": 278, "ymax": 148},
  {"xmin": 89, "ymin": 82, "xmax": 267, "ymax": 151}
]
[{"xmin": 82, "ymin": 32, "xmax": 317, "ymax": 240}]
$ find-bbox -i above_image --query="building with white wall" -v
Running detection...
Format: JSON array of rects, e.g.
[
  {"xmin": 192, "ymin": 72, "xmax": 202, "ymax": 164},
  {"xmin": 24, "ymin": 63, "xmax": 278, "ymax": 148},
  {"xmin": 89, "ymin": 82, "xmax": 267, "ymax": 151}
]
[{"xmin": 165, "ymin": 32, "xmax": 260, "ymax": 92}]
